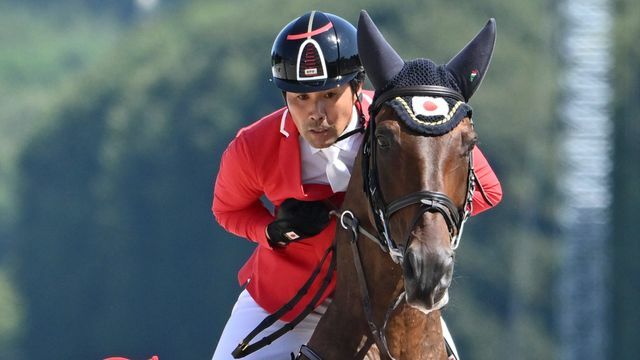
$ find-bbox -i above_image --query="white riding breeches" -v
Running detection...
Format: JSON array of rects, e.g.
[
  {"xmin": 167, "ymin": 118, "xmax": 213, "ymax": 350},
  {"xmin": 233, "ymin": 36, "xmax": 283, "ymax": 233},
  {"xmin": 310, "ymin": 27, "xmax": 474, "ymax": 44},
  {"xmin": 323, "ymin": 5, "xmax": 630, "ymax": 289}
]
[{"xmin": 211, "ymin": 289, "xmax": 460, "ymax": 360}]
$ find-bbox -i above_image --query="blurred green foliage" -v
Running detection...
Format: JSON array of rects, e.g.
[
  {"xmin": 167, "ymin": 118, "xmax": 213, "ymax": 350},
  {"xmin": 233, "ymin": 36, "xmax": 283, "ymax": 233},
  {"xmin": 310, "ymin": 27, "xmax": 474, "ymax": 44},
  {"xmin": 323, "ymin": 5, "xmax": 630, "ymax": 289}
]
[
  {"xmin": 0, "ymin": 270, "xmax": 22, "ymax": 359},
  {"xmin": 0, "ymin": 5, "xmax": 125, "ymax": 357},
  {"xmin": 0, "ymin": 3, "xmax": 123, "ymax": 246},
  {"xmin": 0, "ymin": 0, "xmax": 636, "ymax": 359}
]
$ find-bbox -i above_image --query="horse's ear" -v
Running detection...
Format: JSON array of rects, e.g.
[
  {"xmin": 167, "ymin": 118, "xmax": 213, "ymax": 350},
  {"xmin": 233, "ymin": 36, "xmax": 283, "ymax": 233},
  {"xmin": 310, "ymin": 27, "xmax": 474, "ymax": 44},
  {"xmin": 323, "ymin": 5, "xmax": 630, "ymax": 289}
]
[
  {"xmin": 446, "ymin": 19, "xmax": 496, "ymax": 101},
  {"xmin": 357, "ymin": 10, "xmax": 404, "ymax": 91}
]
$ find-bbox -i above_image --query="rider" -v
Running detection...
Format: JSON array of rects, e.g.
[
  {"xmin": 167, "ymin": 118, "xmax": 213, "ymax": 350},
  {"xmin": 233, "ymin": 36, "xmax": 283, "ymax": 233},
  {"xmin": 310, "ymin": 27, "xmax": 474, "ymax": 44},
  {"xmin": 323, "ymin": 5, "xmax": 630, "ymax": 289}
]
[{"xmin": 211, "ymin": 10, "xmax": 502, "ymax": 359}]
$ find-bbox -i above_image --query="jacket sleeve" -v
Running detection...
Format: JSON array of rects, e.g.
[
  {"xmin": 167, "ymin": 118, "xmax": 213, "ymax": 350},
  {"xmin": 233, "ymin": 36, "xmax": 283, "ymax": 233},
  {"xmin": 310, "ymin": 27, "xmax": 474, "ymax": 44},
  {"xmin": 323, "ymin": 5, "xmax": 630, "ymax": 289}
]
[
  {"xmin": 470, "ymin": 146, "xmax": 503, "ymax": 215},
  {"xmin": 212, "ymin": 133, "xmax": 274, "ymax": 248}
]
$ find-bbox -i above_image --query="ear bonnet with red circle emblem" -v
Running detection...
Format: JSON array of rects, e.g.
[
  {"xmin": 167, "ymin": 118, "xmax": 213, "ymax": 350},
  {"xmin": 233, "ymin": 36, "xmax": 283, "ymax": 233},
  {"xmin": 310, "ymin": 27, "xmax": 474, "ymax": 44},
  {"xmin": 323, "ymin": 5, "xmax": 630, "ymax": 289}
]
[
  {"xmin": 357, "ymin": 10, "xmax": 496, "ymax": 136},
  {"xmin": 271, "ymin": 11, "xmax": 363, "ymax": 93}
]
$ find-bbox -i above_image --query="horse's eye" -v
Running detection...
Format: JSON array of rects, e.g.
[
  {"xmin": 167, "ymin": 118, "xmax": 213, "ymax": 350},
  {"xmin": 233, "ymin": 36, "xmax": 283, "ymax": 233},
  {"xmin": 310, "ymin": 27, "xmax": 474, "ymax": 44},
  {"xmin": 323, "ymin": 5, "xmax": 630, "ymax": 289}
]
[
  {"xmin": 376, "ymin": 135, "xmax": 390, "ymax": 149},
  {"xmin": 468, "ymin": 137, "xmax": 478, "ymax": 153}
]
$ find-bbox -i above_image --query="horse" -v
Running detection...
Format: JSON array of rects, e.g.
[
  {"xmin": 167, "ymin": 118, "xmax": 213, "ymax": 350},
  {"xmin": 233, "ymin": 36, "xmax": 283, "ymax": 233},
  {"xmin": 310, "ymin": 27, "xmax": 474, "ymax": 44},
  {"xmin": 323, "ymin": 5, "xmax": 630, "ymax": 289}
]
[{"xmin": 296, "ymin": 11, "xmax": 497, "ymax": 360}]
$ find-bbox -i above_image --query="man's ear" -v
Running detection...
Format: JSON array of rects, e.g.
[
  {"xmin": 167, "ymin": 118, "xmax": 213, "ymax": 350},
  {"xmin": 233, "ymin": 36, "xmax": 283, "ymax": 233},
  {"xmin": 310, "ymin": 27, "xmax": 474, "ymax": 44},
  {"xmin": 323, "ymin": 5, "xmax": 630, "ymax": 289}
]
[{"xmin": 350, "ymin": 82, "xmax": 363, "ymax": 102}]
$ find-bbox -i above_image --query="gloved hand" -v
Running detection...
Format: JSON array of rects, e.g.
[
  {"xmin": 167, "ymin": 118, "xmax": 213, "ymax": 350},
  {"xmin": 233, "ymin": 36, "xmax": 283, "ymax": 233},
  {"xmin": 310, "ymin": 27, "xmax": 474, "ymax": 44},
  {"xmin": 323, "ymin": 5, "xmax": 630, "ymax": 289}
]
[{"xmin": 266, "ymin": 198, "xmax": 331, "ymax": 248}]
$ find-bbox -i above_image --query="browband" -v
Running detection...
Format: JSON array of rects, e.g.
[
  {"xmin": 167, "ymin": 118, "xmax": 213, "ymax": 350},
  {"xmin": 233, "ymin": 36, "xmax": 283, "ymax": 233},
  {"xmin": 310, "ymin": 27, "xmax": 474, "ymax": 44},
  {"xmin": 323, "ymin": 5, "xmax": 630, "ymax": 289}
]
[{"xmin": 371, "ymin": 85, "xmax": 465, "ymax": 114}]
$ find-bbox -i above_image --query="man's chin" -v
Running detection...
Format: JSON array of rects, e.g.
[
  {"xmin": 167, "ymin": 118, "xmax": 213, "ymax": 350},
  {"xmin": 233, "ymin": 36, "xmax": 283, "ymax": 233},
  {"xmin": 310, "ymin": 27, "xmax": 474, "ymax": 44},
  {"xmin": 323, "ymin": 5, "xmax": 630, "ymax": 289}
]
[{"xmin": 304, "ymin": 132, "xmax": 336, "ymax": 148}]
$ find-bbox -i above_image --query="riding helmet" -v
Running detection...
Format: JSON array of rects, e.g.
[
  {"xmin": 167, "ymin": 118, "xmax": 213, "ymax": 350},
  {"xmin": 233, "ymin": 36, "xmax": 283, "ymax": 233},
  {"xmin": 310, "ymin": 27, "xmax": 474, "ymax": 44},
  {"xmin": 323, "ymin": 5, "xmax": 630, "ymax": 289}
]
[{"xmin": 271, "ymin": 11, "xmax": 363, "ymax": 93}]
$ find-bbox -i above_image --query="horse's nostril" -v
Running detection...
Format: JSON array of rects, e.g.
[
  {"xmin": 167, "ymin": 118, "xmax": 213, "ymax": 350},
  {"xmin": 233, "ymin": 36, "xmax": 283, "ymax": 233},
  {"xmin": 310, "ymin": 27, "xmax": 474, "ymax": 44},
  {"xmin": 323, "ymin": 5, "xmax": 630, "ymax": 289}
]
[
  {"xmin": 440, "ymin": 275, "xmax": 451, "ymax": 289},
  {"xmin": 442, "ymin": 260, "xmax": 454, "ymax": 282},
  {"xmin": 433, "ymin": 285, "xmax": 445, "ymax": 302},
  {"xmin": 405, "ymin": 249, "xmax": 422, "ymax": 280}
]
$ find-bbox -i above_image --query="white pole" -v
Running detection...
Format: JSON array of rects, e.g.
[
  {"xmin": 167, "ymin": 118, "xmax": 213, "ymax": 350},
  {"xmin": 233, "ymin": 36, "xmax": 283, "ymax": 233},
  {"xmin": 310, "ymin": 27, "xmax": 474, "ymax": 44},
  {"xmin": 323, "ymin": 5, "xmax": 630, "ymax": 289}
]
[{"xmin": 558, "ymin": 0, "xmax": 612, "ymax": 359}]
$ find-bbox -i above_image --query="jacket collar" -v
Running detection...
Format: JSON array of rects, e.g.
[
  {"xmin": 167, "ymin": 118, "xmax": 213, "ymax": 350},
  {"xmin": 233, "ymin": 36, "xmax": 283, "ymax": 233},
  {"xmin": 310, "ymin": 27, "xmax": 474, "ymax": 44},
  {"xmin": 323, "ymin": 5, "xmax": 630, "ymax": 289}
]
[{"xmin": 278, "ymin": 109, "xmax": 305, "ymax": 197}]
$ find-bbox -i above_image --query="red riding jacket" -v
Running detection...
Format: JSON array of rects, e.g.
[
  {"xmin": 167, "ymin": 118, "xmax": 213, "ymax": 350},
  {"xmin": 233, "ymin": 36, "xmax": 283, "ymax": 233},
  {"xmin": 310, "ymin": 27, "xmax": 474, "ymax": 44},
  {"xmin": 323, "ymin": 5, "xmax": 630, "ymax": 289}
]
[{"xmin": 212, "ymin": 93, "xmax": 502, "ymax": 322}]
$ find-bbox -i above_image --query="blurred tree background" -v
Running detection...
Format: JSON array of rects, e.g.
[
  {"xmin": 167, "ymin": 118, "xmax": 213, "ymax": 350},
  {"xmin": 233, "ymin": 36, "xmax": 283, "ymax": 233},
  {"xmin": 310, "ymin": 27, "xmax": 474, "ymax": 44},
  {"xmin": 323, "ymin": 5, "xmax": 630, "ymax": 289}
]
[
  {"xmin": 612, "ymin": 0, "xmax": 640, "ymax": 357},
  {"xmin": 0, "ymin": 0, "xmax": 636, "ymax": 359}
]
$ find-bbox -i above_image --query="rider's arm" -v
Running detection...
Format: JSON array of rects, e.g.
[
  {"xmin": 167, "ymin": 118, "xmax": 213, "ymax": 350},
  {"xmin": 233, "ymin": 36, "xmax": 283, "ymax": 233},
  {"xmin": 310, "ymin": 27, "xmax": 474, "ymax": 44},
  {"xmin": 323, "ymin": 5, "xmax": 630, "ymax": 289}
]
[
  {"xmin": 212, "ymin": 134, "xmax": 274, "ymax": 248},
  {"xmin": 470, "ymin": 146, "xmax": 502, "ymax": 215}
]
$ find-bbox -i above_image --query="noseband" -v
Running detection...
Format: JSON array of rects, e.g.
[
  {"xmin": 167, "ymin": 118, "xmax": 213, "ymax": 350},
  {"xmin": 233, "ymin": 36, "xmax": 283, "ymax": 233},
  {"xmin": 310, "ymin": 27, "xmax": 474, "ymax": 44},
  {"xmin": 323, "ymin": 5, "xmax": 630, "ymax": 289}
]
[{"xmin": 362, "ymin": 85, "xmax": 476, "ymax": 264}]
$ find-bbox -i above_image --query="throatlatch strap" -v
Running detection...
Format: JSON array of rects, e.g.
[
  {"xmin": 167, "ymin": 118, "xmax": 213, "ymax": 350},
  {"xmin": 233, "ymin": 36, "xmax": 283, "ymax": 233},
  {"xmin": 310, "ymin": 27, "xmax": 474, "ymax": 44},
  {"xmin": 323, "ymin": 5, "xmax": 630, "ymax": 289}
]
[{"xmin": 335, "ymin": 127, "xmax": 365, "ymax": 143}]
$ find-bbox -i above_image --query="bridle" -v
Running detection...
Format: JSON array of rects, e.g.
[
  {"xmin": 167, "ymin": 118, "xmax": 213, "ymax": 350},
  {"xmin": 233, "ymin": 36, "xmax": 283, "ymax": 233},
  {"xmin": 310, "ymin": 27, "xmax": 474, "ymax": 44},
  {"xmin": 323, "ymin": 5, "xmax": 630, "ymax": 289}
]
[
  {"xmin": 298, "ymin": 86, "xmax": 496, "ymax": 360},
  {"xmin": 360, "ymin": 85, "xmax": 478, "ymax": 264},
  {"xmin": 296, "ymin": 86, "xmax": 486, "ymax": 360}
]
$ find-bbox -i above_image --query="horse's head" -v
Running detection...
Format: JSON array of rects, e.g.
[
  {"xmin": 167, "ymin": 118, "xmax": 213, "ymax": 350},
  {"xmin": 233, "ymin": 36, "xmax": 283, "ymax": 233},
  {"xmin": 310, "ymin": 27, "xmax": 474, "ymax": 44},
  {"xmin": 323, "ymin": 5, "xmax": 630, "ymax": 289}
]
[{"xmin": 357, "ymin": 11, "xmax": 496, "ymax": 312}]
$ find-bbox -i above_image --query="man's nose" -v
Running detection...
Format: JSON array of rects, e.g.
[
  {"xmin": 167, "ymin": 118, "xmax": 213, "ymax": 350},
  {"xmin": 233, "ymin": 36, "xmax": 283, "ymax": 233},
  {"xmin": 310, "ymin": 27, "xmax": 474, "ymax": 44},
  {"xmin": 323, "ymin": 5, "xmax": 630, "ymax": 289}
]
[{"xmin": 309, "ymin": 101, "xmax": 327, "ymax": 122}]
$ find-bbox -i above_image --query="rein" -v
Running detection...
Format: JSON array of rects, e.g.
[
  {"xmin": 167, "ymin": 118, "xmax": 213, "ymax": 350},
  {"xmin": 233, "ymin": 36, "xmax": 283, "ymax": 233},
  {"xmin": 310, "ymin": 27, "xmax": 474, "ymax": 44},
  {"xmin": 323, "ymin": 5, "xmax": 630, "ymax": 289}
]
[
  {"xmin": 231, "ymin": 241, "xmax": 337, "ymax": 358},
  {"xmin": 338, "ymin": 211, "xmax": 408, "ymax": 360},
  {"xmin": 297, "ymin": 210, "xmax": 406, "ymax": 360}
]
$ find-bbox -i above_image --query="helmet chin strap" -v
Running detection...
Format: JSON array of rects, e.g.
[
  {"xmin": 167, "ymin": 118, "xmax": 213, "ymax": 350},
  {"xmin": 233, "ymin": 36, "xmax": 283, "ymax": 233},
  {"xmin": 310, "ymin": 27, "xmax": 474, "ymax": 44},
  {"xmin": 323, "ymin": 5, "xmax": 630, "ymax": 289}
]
[
  {"xmin": 335, "ymin": 86, "xmax": 366, "ymax": 143},
  {"xmin": 334, "ymin": 126, "xmax": 364, "ymax": 143}
]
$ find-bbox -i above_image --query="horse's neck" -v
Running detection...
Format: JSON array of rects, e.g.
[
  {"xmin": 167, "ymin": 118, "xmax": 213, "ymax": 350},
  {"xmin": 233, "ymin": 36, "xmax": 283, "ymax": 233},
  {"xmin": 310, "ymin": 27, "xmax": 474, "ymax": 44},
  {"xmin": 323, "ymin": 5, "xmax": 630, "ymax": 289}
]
[{"xmin": 384, "ymin": 304, "xmax": 447, "ymax": 359}]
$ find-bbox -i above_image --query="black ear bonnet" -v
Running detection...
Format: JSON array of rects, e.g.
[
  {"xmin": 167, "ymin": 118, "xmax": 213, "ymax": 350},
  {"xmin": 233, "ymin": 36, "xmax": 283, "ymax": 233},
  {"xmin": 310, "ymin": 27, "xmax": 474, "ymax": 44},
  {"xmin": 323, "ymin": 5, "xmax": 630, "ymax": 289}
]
[
  {"xmin": 357, "ymin": 10, "xmax": 496, "ymax": 136},
  {"xmin": 379, "ymin": 59, "xmax": 472, "ymax": 136}
]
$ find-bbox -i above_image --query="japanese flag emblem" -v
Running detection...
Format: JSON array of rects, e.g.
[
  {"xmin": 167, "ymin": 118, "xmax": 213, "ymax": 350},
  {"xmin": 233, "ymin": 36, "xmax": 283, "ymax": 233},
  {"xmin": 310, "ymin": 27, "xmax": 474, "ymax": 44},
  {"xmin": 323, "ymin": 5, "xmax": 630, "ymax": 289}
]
[{"xmin": 411, "ymin": 96, "xmax": 450, "ymax": 117}]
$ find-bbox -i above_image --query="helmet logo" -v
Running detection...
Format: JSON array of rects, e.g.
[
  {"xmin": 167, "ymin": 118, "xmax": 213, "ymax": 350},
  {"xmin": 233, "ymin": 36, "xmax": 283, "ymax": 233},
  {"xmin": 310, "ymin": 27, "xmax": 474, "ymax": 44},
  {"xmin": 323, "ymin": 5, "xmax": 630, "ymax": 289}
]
[
  {"xmin": 303, "ymin": 43, "xmax": 319, "ymax": 75},
  {"xmin": 296, "ymin": 38, "xmax": 328, "ymax": 81}
]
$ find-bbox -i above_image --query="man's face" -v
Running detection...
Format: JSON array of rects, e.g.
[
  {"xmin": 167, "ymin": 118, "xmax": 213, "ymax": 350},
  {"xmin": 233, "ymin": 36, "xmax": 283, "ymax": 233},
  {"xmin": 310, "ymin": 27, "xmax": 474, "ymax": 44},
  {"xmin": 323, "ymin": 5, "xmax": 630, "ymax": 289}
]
[{"xmin": 286, "ymin": 83, "xmax": 361, "ymax": 149}]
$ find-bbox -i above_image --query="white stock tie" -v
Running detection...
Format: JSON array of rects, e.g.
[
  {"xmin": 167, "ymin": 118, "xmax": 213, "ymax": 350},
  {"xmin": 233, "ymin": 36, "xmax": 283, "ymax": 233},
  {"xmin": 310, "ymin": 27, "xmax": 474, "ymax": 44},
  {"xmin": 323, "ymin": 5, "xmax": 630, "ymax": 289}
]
[{"xmin": 321, "ymin": 146, "xmax": 350, "ymax": 192}]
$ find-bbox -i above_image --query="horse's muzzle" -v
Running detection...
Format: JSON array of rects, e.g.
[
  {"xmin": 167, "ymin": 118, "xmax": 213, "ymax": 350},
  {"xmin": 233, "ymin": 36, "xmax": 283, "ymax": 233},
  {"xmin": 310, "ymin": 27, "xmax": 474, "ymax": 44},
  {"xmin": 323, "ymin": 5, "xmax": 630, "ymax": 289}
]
[{"xmin": 402, "ymin": 244, "xmax": 454, "ymax": 312}]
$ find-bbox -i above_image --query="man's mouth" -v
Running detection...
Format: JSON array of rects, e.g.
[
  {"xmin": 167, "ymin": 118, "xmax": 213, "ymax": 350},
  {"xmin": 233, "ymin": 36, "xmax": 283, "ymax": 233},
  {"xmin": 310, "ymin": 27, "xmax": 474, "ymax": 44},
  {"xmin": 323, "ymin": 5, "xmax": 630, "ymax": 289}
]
[{"xmin": 309, "ymin": 127, "xmax": 330, "ymax": 133}]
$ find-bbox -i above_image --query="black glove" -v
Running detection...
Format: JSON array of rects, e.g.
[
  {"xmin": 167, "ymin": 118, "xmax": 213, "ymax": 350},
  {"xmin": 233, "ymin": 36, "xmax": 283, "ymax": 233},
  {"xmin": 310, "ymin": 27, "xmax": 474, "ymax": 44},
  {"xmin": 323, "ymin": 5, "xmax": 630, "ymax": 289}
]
[{"xmin": 266, "ymin": 198, "xmax": 331, "ymax": 248}]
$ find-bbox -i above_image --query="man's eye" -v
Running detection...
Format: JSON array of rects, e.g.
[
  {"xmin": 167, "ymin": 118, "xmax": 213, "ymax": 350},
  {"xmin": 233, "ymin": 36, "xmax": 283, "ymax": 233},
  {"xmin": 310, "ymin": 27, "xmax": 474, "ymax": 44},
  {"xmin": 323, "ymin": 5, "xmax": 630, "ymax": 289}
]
[{"xmin": 297, "ymin": 95, "xmax": 308, "ymax": 100}]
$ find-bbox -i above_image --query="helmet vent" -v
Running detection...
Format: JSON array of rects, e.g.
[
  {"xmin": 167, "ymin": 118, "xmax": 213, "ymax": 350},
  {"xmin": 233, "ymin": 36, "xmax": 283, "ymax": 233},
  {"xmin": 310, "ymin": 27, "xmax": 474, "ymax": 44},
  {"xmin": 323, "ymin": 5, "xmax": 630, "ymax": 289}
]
[
  {"xmin": 302, "ymin": 43, "xmax": 321, "ymax": 77},
  {"xmin": 296, "ymin": 39, "xmax": 328, "ymax": 81}
]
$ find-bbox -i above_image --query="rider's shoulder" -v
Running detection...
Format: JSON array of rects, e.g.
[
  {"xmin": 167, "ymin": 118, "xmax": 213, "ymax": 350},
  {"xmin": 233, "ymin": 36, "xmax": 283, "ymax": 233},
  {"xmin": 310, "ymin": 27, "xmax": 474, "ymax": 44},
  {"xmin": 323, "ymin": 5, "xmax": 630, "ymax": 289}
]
[{"xmin": 236, "ymin": 106, "xmax": 288, "ymax": 139}]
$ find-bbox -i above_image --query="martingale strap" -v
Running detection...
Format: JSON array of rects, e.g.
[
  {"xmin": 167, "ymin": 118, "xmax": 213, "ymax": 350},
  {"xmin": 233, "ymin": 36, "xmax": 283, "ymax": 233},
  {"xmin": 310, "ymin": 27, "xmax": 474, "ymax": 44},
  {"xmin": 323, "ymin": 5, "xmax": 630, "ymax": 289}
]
[
  {"xmin": 342, "ymin": 212, "xmax": 394, "ymax": 359},
  {"xmin": 231, "ymin": 242, "xmax": 337, "ymax": 358}
]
